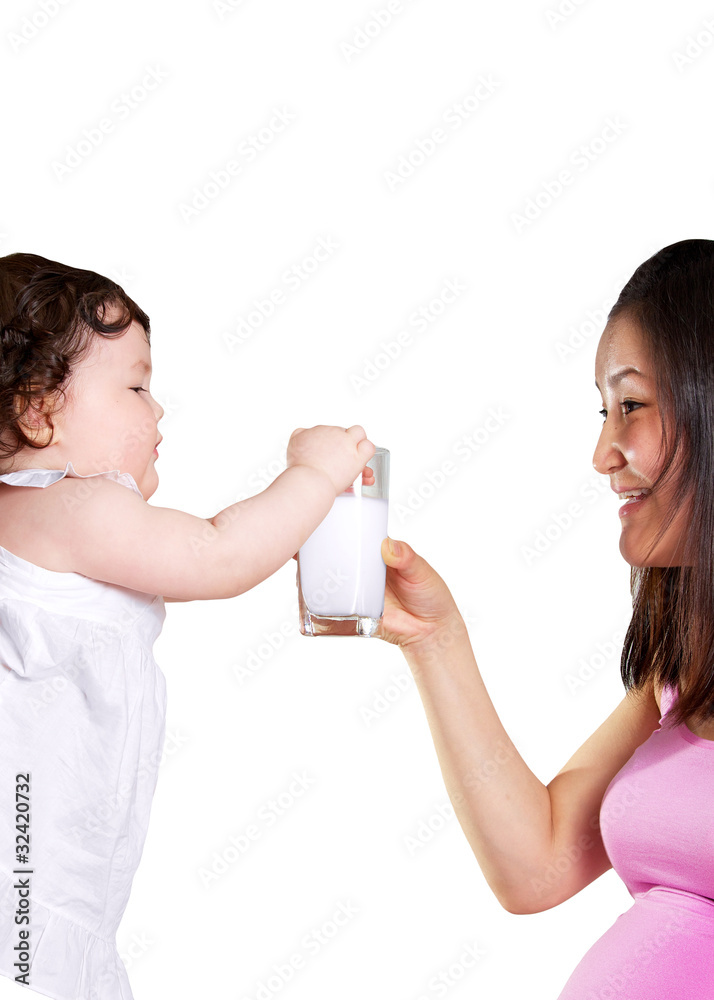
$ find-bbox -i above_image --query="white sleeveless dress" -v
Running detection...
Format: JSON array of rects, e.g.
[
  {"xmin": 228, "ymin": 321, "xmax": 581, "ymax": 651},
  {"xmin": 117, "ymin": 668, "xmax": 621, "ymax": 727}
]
[{"xmin": 0, "ymin": 463, "xmax": 167, "ymax": 1000}]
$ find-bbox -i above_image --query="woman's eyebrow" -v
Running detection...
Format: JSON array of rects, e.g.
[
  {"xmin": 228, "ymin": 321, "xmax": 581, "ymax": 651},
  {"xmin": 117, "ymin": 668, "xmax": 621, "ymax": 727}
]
[{"xmin": 594, "ymin": 365, "xmax": 645, "ymax": 390}]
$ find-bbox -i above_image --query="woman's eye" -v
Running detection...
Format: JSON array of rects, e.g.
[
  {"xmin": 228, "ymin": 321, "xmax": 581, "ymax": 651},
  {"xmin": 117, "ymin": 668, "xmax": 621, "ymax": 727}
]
[{"xmin": 599, "ymin": 401, "xmax": 641, "ymax": 420}]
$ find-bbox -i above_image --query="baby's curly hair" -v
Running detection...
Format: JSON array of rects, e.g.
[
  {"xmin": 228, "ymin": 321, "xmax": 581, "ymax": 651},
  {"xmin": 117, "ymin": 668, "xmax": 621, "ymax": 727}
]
[{"xmin": 0, "ymin": 252, "xmax": 150, "ymax": 462}]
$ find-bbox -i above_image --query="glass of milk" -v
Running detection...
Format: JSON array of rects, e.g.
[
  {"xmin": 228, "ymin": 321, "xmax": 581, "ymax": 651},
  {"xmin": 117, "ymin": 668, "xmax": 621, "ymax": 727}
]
[{"xmin": 297, "ymin": 447, "xmax": 389, "ymax": 636}]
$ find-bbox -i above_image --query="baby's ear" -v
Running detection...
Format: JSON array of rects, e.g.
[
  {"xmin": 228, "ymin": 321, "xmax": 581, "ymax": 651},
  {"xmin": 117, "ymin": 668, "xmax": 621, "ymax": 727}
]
[{"xmin": 14, "ymin": 388, "xmax": 56, "ymax": 447}]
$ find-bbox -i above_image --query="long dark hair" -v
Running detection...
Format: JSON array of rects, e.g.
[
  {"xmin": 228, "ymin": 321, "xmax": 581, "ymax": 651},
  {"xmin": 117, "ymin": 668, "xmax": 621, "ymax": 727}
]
[
  {"xmin": 0, "ymin": 252, "xmax": 150, "ymax": 462},
  {"xmin": 609, "ymin": 239, "xmax": 714, "ymax": 730}
]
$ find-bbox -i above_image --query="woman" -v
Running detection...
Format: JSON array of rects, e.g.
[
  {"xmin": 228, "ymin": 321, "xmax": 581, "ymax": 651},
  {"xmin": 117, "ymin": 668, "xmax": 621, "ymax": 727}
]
[{"xmin": 377, "ymin": 238, "xmax": 714, "ymax": 998}]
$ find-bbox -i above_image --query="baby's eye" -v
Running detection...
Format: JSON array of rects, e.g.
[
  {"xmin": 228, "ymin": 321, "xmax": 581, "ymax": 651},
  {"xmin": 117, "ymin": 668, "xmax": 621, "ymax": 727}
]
[{"xmin": 131, "ymin": 386, "xmax": 146, "ymax": 393}]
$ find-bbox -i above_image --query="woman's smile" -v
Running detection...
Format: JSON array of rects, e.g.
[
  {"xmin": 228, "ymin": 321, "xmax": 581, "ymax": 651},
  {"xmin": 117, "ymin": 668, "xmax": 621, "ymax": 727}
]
[
  {"xmin": 618, "ymin": 491, "xmax": 651, "ymax": 517},
  {"xmin": 593, "ymin": 315, "xmax": 692, "ymax": 567}
]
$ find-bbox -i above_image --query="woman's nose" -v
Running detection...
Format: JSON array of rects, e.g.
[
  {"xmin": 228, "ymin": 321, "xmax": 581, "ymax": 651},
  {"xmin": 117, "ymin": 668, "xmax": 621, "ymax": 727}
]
[{"xmin": 592, "ymin": 421, "xmax": 625, "ymax": 475}]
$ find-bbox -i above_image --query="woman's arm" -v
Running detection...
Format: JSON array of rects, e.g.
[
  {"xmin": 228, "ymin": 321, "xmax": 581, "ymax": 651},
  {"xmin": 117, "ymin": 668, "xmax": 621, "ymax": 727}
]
[{"xmin": 379, "ymin": 538, "xmax": 661, "ymax": 915}]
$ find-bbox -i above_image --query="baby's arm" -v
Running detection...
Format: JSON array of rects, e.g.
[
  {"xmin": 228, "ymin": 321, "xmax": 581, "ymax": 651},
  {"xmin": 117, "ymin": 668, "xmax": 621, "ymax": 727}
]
[{"xmin": 44, "ymin": 425, "xmax": 375, "ymax": 600}]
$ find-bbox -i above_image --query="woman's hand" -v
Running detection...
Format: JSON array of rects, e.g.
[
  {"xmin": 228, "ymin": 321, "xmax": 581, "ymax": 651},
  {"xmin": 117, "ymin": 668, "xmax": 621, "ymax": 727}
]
[
  {"xmin": 290, "ymin": 535, "xmax": 466, "ymax": 654},
  {"xmin": 377, "ymin": 537, "xmax": 467, "ymax": 652}
]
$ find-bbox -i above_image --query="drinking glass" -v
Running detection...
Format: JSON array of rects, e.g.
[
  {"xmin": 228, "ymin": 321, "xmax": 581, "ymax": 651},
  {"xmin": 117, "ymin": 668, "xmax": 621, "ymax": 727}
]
[{"xmin": 297, "ymin": 447, "xmax": 389, "ymax": 636}]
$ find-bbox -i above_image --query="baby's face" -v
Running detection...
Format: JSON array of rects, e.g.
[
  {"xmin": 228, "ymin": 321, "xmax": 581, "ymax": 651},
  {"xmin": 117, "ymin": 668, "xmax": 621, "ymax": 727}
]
[{"xmin": 46, "ymin": 316, "xmax": 164, "ymax": 500}]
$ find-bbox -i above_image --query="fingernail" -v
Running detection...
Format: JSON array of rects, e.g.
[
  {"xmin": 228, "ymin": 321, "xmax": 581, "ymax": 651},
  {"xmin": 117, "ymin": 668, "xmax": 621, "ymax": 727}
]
[{"xmin": 388, "ymin": 537, "xmax": 400, "ymax": 557}]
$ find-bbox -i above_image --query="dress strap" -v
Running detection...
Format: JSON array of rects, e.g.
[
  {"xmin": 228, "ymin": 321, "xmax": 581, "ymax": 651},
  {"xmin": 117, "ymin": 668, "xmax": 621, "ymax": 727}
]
[
  {"xmin": 0, "ymin": 461, "xmax": 143, "ymax": 499},
  {"xmin": 660, "ymin": 681, "xmax": 678, "ymax": 722}
]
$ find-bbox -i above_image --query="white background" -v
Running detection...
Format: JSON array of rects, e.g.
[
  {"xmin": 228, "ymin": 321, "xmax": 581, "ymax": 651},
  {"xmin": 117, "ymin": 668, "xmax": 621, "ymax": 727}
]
[{"xmin": 1, "ymin": 0, "xmax": 712, "ymax": 997}]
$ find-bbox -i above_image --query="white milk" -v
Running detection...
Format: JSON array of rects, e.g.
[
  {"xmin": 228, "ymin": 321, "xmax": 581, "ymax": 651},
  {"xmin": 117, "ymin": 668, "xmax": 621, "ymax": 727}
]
[{"xmin": 298, "ymin": 494, "xmax": 389, "ymax": 619}]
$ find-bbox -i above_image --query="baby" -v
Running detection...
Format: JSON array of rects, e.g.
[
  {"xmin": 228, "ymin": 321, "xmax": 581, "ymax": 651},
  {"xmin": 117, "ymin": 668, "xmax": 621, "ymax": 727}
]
[{"xmin": 0, "ymin": 252, "xmax": 375, "ymax": 1000}]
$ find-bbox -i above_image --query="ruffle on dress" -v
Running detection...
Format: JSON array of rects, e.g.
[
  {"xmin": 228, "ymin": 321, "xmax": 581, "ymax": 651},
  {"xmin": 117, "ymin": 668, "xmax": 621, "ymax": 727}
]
[
  {"xmin": 0, "ymin": 461, "xmax": 143, "ymax": 500},
  {"xmin": 0, "ymin": 868, "xmax": 134, "ymax": 1000}
]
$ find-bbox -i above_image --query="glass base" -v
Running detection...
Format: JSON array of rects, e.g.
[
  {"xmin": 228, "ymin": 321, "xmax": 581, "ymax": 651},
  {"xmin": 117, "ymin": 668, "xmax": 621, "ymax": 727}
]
[{"xmin": 299, "ymin": 606, "xmax": 382, "ymax": 637}]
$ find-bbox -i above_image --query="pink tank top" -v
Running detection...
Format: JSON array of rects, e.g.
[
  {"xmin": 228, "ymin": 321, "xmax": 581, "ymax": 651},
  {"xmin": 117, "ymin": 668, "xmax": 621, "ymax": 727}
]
[{"xmin": 557, "ymin": 682, "xmax": 714, "ymax": 998}]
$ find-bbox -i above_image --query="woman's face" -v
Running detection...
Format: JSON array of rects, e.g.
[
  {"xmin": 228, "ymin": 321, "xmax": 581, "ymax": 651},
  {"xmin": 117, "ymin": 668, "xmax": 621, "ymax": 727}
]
[{"xmin": 593, "ymin": 315, "xmax": 692, "ymax": 567}]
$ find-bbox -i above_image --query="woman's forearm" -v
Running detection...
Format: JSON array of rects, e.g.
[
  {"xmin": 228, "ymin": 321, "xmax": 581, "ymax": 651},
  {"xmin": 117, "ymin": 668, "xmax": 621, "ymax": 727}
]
[{"xmin": 401, "ymin": 620, "xmax": 554, "ymax": 913}]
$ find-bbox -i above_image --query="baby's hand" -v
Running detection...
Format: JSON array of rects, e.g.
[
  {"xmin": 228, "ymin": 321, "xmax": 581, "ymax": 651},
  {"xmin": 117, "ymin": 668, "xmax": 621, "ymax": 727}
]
[{"xmin": 287, "ymin": 424, "xmax": 375, "ymax": 495}]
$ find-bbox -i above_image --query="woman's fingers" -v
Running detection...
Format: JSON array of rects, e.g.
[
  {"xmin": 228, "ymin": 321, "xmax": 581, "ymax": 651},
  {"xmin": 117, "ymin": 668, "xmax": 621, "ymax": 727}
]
[{"xmin": 380, "ymin": 537, "xmax": 434, "ymax": 586}]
